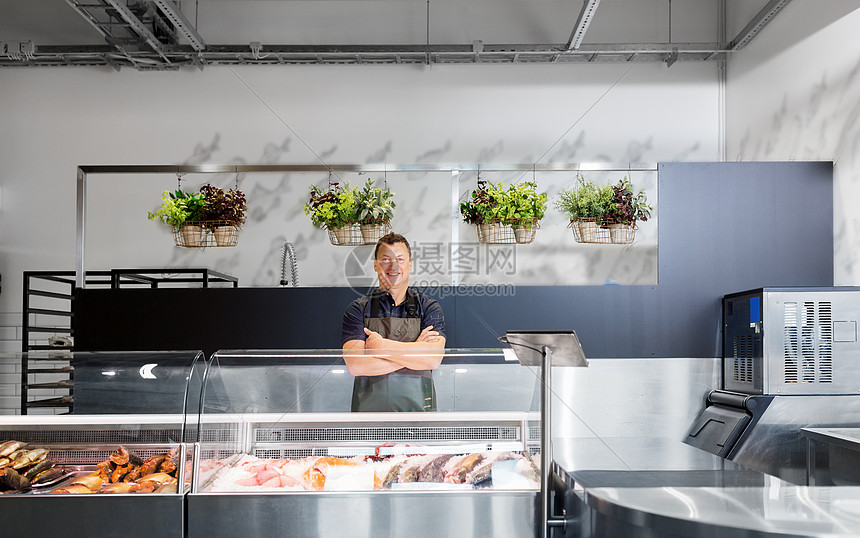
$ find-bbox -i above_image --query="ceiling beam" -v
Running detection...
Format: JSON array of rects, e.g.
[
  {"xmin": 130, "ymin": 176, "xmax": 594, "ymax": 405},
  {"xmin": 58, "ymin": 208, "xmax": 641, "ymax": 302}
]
[
  {"xmin": 149, "ymin": 0, "xmax": 206, "ymax": 52},
  {"xmin": 4, "ymin": 42, "xmax": 732, "ymax": 69},
  {"xmin": 566, "ymin": 0, "xmax": 602, "ymax": 51},
  {"xmin": 729, "ymin": 0, "xmax": 792, "ymax": 50},
  {"xmin": 103, "ymin": 0, "xmax": 170, "ymax": 63}
]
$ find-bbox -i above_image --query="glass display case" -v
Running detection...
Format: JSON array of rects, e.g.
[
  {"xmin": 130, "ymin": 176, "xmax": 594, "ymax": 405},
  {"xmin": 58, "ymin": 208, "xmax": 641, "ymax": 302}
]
[
  {"xmin": 187, "ymin": 348, "xmax": 544, "ymax": 538},
  {"xmin": 0, "ymin": 350, "xmax": 204, "ymax": 538}
]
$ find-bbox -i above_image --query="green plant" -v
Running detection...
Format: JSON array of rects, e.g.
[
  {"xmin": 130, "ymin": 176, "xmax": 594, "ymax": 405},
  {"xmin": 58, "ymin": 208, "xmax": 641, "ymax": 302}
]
[
  {"xmin": 200, "ymin": 184, "xmax": 248, "ymax": 226},
  {"xmin": 605, "ymin": 177, "xmax": 652, "ymax": 225},
  {"xmin": 554, "ymin": 174, "xmax": 614, "ymax": 221},
  {"xmin": 500, "ymin": 181, "xmax": 548, "ymax": 228},
  {"xmin": 459, "ymin": 180, "xmax": 501, "ymax": 225},
  {"xmin": 460, "ymin": 179, "xmax": 549, "ymax": 230},
  {"xmin": 356, "ymin": 178, "xmax": 395, "ymax": 224},
  {"xmin": 304, "ymin": 182, "xmax": 359, "ymax": 229},
  {"xmin": 147, "ymin": 189, "xmax": 206, "ymax": 229}
]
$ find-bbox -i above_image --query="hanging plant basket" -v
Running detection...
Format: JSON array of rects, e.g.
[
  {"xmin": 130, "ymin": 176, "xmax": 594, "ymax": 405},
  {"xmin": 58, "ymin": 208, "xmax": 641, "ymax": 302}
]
[
  {"xmin": 327, "ymin": 223, "xmax": 362, "ymax": 246},
  {"xmin": 569, "ymin": 218, "xmax": 636, "ymax": 245},
  {"xmin": 476, "ymin": 218, "xmax": 540, "ymax": 245},
  {"xmin": 173, "ymin": 221, "xmax": 242, "ymax": 248},
  {"xmin": 175, "ymin": 224, "xmax": 203, "ymax": 248},
  {"xmin": 213, "ymin": 223, "xmax": 241, "ymax": 247},
  {"xmin": 359, "ymin": 219, "xmax": 392, "ymax": 244},
  {"xmin": 327, "ymin": 220, "xmax": 391, "ymax": 246}
]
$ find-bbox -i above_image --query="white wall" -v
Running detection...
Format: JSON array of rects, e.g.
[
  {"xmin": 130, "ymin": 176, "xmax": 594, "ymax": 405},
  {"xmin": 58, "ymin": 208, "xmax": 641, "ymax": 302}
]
[
  {"xmin": 726, "ymin": 1, "xmax": 860, "ymax": 284},
  {"xmin": 0, "ymin": 61, "xmax": 720, "ymax": 309}
]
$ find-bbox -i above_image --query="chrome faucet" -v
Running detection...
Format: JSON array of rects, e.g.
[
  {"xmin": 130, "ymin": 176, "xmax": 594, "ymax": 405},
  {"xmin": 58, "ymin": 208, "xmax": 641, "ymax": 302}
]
[{"xmin": 280, "ymin": 241, "xmax": 298, "ymax": 287}]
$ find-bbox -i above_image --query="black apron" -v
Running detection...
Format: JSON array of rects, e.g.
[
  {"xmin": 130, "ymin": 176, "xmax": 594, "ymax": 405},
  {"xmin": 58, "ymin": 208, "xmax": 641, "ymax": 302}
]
[{"xmin": 351, "ymin": 291, "xmax": 436, "ymax": 412}]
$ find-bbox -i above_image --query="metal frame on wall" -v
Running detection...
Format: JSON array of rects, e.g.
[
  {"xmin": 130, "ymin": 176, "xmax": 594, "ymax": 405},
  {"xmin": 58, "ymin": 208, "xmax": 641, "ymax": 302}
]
[{"xmin": 74, "ymin": 162, "xmax": 657, "ymax": 289}]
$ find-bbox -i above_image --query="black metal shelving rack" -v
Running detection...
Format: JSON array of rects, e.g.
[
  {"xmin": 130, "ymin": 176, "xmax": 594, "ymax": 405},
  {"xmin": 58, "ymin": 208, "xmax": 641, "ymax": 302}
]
[
  {"xmin": 20, "ymin": 268, "xmax": 237, "ymax": 414},
  {"xmin": 21, "ymin": 271, "xmax": 112, "ymax": 414}
]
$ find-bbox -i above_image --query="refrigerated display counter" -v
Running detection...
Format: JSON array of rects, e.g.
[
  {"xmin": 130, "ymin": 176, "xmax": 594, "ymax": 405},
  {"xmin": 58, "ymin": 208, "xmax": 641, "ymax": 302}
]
[
  {"xmin": 0, "ymin": 350, "xmax": 204, "ymax": 537},
  {"xmin": 186, "ymin": 348, "xmax": 545, "ymax": 538}
]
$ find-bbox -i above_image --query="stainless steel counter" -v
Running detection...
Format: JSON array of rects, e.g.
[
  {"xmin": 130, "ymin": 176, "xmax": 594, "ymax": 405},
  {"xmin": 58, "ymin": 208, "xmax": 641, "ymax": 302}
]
[
  {"xmin": 803, "ymin": 428, "xmax": 860, "ymax": 487},
  {"xmin": 585, "ymin": 485, "xmax": 860, "ymax": 537},
  {"xmin": 188, "ymin": 490, "xmax": 538, "ymax": 538},
  {"xmin": 553, "ymin": 436, "xmax": 860, "ymax": 537}
]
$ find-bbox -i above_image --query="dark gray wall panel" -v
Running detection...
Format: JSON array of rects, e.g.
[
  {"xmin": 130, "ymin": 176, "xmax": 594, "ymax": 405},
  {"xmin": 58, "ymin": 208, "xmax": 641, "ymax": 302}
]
[
  {"xmin": 74, "ymin": 162, "xmax": 833, "ymax": 358},
  {"xmin": 450, "ymin": 162, "xmax": 833, "ymax": 357},
  {"xmin": 655, "ymin": 161, "xmax": 833, "ymax": 356}
]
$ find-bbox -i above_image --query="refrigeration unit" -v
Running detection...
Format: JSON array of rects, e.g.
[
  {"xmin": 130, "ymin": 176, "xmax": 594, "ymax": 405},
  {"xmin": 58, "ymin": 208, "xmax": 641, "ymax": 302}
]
[{"xmin": 684, "ymin": 287, "xmax": 860, "ymax": 484}]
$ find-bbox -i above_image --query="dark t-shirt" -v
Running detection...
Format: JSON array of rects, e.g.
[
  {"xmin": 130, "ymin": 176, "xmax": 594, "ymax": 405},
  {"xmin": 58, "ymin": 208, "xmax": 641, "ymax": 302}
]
[{"xmin": 341, "ymin": 288, "xmax": 446, "ymax": 345}]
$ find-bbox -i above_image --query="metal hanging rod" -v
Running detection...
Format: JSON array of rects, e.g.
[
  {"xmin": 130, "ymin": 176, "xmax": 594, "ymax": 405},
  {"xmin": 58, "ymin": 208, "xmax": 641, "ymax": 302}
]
[
  {"xmin": 77, "ymin": 162, "xmax": 657, "ymax": 174},
  {"xmin": 75, "ymin": 161, "xmax": 657, "ymax": 287}
]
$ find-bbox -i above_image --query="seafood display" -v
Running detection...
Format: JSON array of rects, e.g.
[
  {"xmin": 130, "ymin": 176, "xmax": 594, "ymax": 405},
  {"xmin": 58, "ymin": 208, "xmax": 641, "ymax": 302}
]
[
  {"xmin": 205, "ymin": 449, "xmax": 540, "ymax": 493},
  {"xmin": 51, "ymin": 446, "xmax": 180, "ymax": 494},
  {"xmin": 0, "ymin": 441, "xmax": 67, "ymax": 493}
]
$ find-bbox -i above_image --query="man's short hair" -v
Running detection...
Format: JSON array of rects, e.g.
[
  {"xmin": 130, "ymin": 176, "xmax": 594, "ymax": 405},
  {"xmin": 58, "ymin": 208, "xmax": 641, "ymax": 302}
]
[{"xmin": 374, "ymin": 232, "xmax": 411, "ymax": 260}]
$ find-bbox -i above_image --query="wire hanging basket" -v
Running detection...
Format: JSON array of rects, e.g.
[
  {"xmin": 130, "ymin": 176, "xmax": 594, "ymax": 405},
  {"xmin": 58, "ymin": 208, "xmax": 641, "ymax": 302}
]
[
  {"xmin": 173, "ymin": 221, "xmax": 242, "ymax": 248},
  {"xmin": 569, "ymin": 218, "xmax": 636, "ymax": 244},
  {"xmin": 327, "ymin": 219, "xmax": 392, "ymax": 246},
  {"xmin": 476, "ymin": 218, "xmax": 540, "ymax": 244}
]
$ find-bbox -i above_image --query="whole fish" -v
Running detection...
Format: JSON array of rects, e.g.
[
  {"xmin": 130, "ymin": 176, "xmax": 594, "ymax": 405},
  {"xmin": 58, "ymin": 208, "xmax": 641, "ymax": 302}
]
[
  {"xmin": 381, "ymin": 464, "xmax": 401, "ymax": 489},
  {"xmin": 0, "ymin": 441, "xmax": 27, "ymax": 458},
  {"xmin": 24, "ymin": 459, "xmax": 55, "ymax": 480},
  {"xmin": 12, "ymin": 448, "xmax": 49, "ymax": 470},
  {"xmin": 5, "ymin": 449, "xmax": 28, "ymax": 462},
  {"xmin": 1, "ymin": 468, "xmax": 31, "ymax": 492},
  {"xmin": 70, "ymin": 473, "xmax": 104, "ymax": 492},
  {"xmin": 399, "ymin": 465, "xmax": 420, "ymax": 483},
  {"xmin": 469, "ymin": 463, "xmax": 493, "ymax": 487},
  {"xmin": 451, "ymin": 453, "xmax": 485, "ymax": 483},
  {"xmin": 468, "ymin": 452, "xmax": 519, "ymax": 487},
  {"xmin": 418, "ymin": 454, "xmax": 455, "ymax": 483},
  {"xmin": 31, "ymin": 467, "xmax": 66, "ymax": 486}
]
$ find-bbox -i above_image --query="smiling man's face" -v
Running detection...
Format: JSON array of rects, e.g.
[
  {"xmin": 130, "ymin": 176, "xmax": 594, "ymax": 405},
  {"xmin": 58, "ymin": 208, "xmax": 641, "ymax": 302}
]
[{"xmin": 374, "ymin": 241, "xmax": 412, "ymax": 294}]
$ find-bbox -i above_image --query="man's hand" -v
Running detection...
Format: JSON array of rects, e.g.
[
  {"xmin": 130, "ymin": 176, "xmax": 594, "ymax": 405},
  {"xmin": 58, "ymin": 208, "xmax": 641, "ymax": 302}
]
[
  {"xmin": 363, "ymin": 327, "xmax": 387, "ymax": 350},
  {"xmin": 416, "ymin": 325, "xmax": 441, "ymax": 343}
]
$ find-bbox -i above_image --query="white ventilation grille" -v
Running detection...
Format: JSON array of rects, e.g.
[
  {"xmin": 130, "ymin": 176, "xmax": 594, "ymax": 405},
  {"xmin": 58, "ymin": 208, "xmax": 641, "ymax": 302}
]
[
  {"xmin": 819, "ymin": 302, "xmax": 833, "ymax": 382},
  {"xmin": 801, "ymin": 302, "xmax": 816, "ymax": 382},
  {"xmin": 784, "ymin": 302, "xmax": 798, "ymax": 383},
  {"xmin": 0, "ymin": 428, "xmax": 183, "ymax": 444},
  {"xmin": 254, "ymin": 426, "xmax": 520, "ymax": 443},
  {"xmin": 784, "ymin": 301, "xmax": 833, "ymax": 384}
]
